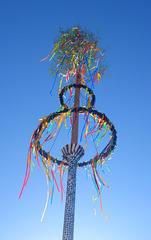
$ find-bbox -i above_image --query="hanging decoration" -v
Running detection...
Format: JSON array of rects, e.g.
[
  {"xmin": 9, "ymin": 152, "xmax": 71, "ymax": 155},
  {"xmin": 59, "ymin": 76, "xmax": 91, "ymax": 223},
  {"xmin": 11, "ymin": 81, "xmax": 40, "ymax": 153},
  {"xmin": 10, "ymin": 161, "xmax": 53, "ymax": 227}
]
[{"xmin": 41, "ymin": 26, "xmax": 106, "ymax": 93}]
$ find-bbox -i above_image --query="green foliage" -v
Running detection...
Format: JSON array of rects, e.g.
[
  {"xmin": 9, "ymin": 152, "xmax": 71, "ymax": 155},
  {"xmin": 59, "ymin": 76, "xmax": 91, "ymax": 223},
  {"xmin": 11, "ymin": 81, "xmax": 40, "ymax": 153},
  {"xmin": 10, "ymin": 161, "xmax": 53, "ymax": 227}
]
[{"xmin": 48, "ymin": 26, "xmax": 106, "ymax": 79}]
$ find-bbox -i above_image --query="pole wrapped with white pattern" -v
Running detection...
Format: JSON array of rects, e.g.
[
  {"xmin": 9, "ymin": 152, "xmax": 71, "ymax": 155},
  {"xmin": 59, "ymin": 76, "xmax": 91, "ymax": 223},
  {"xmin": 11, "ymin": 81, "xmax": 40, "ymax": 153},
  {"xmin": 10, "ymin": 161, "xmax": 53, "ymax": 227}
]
[{"xmin": 62, "ymin": 143, "xmax": 84, "ymax": 240}]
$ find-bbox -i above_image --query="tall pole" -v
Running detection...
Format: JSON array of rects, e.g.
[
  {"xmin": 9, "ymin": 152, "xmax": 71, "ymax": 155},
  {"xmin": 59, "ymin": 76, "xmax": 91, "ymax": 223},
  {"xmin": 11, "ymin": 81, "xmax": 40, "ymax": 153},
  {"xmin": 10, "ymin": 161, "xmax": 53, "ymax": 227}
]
[{"xmin": 62, "ymin": 71, "xmax": 84, "ymax": 240}]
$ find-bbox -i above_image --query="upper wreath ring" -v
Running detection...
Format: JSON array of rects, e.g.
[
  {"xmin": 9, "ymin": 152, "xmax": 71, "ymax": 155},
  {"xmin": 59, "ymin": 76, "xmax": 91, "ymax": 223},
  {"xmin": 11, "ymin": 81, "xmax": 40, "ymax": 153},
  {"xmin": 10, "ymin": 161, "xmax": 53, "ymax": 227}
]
[{"xmin": 59, "ymin": 84, "xmax": 96, "ymax": 108}]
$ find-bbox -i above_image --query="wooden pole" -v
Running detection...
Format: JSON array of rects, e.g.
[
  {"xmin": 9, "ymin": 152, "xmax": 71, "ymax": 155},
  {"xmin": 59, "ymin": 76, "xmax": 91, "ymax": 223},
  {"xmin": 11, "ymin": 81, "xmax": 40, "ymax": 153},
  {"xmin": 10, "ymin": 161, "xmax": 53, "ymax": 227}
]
[{"xmin": 71, "ymin": 71, "xmax": 81, "ymax": 144}]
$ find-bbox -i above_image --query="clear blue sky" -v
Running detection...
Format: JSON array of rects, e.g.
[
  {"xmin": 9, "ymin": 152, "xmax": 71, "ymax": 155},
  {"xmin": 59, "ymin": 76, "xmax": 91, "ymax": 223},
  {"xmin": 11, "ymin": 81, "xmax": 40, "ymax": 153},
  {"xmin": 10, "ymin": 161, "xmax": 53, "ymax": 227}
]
[{"xmin": 0, "ymin": 1, "xmax": 151, "ymax": 240}]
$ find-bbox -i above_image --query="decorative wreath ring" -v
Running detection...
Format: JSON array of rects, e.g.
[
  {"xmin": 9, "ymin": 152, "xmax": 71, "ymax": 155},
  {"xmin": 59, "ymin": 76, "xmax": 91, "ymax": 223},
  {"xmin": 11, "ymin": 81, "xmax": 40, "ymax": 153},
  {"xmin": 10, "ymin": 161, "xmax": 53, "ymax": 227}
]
[
  {"xmin": 34, "ymin": 106, "xmax": 117, "ymax": 168},
  {"xmin": 59, "ymin": 84, "xmax": 96, "ymax": 108}
]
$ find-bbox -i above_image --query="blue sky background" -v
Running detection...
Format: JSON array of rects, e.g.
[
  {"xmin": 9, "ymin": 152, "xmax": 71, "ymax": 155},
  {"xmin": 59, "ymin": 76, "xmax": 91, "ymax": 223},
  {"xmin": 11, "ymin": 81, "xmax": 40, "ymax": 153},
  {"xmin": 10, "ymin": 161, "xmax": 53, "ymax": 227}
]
[{"xmin": 0, "ymin": 0, "xmax": 151, "ymax": 239}]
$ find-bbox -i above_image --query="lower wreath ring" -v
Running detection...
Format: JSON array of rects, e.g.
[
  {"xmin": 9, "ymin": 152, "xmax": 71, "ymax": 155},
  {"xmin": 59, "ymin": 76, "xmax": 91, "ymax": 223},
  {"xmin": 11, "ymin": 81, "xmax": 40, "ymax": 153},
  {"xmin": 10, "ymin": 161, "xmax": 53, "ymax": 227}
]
[{"xmin": 34, "ymin": 106, "xmax": 117, "ymax": 168}]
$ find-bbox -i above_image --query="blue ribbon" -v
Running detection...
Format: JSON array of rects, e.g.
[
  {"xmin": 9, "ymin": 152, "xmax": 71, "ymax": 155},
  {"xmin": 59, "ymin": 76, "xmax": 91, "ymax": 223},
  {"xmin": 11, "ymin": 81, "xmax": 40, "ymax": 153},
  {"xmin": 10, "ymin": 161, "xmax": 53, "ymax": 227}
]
[{"xmin": 50, "ymin": 55, "xmax": 66, "ymax": 95}]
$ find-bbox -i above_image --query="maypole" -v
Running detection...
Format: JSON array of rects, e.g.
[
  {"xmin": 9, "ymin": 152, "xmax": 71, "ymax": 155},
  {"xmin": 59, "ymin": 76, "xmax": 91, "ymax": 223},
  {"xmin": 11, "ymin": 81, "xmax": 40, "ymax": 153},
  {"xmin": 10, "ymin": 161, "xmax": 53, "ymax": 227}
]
[
  {"xmin": 19, "ymin": 26, "xmax": 117, "ymax": 240},
  {"xmin": 62, "ymin": 71, "xmax": 82, "ymax": 240}
]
